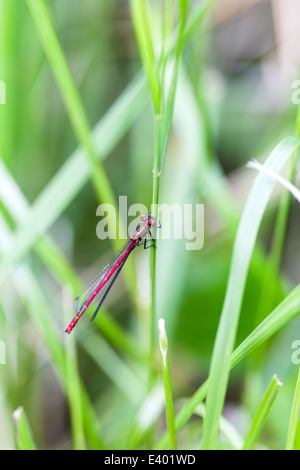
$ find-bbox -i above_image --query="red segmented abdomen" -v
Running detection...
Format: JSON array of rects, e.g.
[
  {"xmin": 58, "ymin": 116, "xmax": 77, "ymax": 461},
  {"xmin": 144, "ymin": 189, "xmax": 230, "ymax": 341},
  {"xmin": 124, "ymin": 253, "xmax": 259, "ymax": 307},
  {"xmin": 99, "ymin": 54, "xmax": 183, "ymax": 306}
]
[
  {"xmin": 65, "ymin": 314, "xmax": 80, "ymax": 334},
  {"xmin": 65, "ymin": 306, "xmax": 87, "ymax": 333}
]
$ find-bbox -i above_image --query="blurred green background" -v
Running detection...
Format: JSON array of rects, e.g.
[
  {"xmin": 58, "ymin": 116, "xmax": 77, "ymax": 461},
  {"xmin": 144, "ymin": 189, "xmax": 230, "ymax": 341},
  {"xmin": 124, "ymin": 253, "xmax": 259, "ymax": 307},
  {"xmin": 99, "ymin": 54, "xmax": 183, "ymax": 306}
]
[{"xmin": 0, "ymin": 0, "xmax": 300, "ymax": 450}]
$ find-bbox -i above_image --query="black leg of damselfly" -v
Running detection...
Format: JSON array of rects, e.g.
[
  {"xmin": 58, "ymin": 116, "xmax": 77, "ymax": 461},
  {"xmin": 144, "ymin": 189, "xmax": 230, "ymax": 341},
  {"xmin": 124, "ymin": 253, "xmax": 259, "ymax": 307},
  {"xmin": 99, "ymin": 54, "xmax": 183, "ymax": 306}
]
[
  {"xmin": 143, "ymin": 237, "xmax": 156, "ymax": 249},
  {"xmin": 136, "ymin": 232, "xmax": 156, "ymax": 249},
  {"xmin": 90, "ymin": 256, "xmax": 128, "ymax": 323},
  {"xmin": 136, "ymin": 239, "xmax": 155, "ymax": 249},
  {"xmin": 148, "ymin": 229, "xmax": 156, "ymax": 242},
  {"xmin": 155, "ymin": 218, "xmax": 161, "ymax": 229}
]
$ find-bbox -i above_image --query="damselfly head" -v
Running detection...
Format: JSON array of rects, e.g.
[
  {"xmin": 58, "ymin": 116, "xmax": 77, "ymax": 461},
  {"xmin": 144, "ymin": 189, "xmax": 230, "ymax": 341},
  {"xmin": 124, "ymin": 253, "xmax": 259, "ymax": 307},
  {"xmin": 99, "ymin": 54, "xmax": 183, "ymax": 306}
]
[{"xmin": 140, "ymin": 212, "xmax": 156, "ymax": 226}]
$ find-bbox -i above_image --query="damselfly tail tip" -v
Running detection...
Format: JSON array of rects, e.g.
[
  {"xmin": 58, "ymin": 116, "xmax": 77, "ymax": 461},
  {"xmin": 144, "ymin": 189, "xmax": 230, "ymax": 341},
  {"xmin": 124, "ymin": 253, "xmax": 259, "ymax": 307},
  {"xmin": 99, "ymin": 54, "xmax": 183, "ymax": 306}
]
[
  {"xmin": 65, "ymin": 324, "xmax": 74, "ymax": 334},
  {"xmin": 65, "ymin": 313, "xmax": 81, "ymax": 334}
]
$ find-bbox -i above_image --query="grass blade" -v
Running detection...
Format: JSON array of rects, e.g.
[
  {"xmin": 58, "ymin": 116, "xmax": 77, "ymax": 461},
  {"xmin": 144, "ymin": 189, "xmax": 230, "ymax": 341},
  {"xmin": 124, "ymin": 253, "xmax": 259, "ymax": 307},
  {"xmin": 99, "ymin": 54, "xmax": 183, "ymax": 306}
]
[
  {"xmin": 156, "ymin": 0, "xmax": 188, "ymax": 174},
  {"xmin": 194, "ymin": 403, "xmax": 244, "ymax": 450},
  {"xmin": 242, "ymin": 374, "xmax": 282, "ymax": 450},
  {"xmin": 0, "ymin": 0, "xmax": 18, "ymax": 165},
  {"xmin": 127, "ymin": 385, "xmax": 165, "ymax": 449},
  {"xmin": 201, "ymin": 136, "xmax": 300, "ymax": 450},
  {"xmin": 80, "ymin": 331, "xmax": 146, "ymax": 404},
  {"xmin": 25, "ymin": 0, "xmax": 116, "ymax": 215},
  {"xmin": 63, "ymin": 291, "xmax": 86, "ymax": 450},
  {"xmin": 13, "ymin": 407, "xmax": 37, "ymax": 450},
  {"xmin": 230, "ymin": 285, "xmax": 300, "ymax": 368},
  {"xmin": 155, "ymin": 260, "xmax": 300, "ymax": 449},
  {"xmin": 286, "ymin": 366, "xmax": 300, "ymax": 449},
  {"xmin": 158, "ymin": 319, "xmax": 177, "ymax": 450},
  {"xmin": 0, "ymin": 73, "xmax": 147, "ymax": 283},
  {"xmin": 130, "ymin": 0, "xmax": 161, "ymax": 113},
  {"xmin": 149, "ymin": 0, "xmax": 189, "ymax": 390},
  {"xmin": 0, "ymin": 216, "xmax": 104, "ymax": 449}
]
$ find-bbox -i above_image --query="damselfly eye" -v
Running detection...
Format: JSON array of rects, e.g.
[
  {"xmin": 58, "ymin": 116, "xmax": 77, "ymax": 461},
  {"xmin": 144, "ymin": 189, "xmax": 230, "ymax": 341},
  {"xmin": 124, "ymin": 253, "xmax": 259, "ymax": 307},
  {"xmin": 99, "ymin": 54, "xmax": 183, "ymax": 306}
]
[{"xmin": 140, "ymin": 212, "xmax": 152, "ymax": 222}]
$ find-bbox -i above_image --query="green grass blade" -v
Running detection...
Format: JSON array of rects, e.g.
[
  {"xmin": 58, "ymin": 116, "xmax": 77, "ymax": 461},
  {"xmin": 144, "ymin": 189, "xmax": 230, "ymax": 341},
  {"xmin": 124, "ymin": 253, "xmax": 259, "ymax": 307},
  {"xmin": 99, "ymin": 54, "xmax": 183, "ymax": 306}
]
[
  {"xmin": 0, "ymin": 0, "xmax": 218, "ymax": 286},
  {"xmin": 148, "ymin": 0, "xmax": 189, "ymax": 391},
  {"xmin": 127, "ymin": 385, "xmax": 165, "ymax": 449},
  {"xmin": 248, "ymin": 85, "xmax": 300, "ymax": 369},
  {"xmin": 94, "ymin": 312, "xmax": 148, "ymax": 364},
  {"xmin": 130, "ymin": 0, "xmax": 161, "ymax": 113},
  {"xmin": 0, "ymin": 0, "xmax": 18, "ymax": 165},
  {"xmin": 155, "ymin": 264, "xmax": 300, "ymax": 449},
  {"xmin": 0, "ymin": 211, "xmax": 146, "ymax": 446},
  {"xmin": 25, "ymin": 0, "xmax": 117, "ymax": 215},
  {"xmin": 63, "ymin": 291, "xmax": 86, "ymax": 450},
  {"xmin": 156, "ymin": 0, "xmax": 187, "ymax": 174},
  {"xmin": 80, "ymin": 331, "xmax": 146, "ymax": 404},
  {"xmin": 161, "ymin": 0, "xmax": 217, "ymax": 63},
  {"xmin": 194, "ymin": 403, "xmax": 244, "ymax": 450},
  {"xmin": 286, "ymin": 366, "xmax": 300, "ymax": 449},
  {"xmin": 0, "ymin": 216, "xmax": 104, "ymax": 449},
  {"xmin": 201, "ymin": 136, "xmax": 300, "ymax": 450},
  {"xmin": 158, "ymin": 319, "xmax": 177, "ymax": 450},
  {"xmin": 15, "ymin": 267, "xmax": 104, "ymax": 449},
  {"xmin": 242, "ymin": 374, "xmax": 282, "ymax": 450},
  {"xmin": 184, "ymin": 0, "xmax": 215, "ymax": 39},
  {"xmin": 230, "ymin": 284, "xmax": 300, "ymax": 368},
  {"xmin": 0, "ymin": 73, "xmax": 147, "ymax": 283},
  {"xmin": 13, "ymin": 406, "xmax": 37, "ymax": 450}
]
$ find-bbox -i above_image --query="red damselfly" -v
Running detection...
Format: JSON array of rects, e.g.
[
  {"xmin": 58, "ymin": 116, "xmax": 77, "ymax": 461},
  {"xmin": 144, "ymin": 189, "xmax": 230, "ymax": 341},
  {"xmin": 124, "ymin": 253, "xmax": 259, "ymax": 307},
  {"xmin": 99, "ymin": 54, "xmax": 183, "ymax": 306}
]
[{"xmin": 65, "ymin": 213, "xmax": 160, "ymax": 333}]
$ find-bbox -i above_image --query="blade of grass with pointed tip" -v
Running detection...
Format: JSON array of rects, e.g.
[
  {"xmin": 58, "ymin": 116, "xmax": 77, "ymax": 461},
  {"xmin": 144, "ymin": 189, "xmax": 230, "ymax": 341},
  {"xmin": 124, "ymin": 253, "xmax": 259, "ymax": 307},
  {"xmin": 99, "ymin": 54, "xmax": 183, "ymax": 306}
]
[
  {"xmin": 13, "ymin": 407, "xmax": 37, "ymax": 450},
  {"xmin": 149, "ymin": 0, "xmax": 189, "ymax": 390},
  {"xmin": 286, "ymin": 366, "xmax": 300, "ymax": 449},
  {"xmin": 249, "ymin": 102, "xmax": 300, "ymax": 361},
  {"xmin": 155, "ymin": 282, "xmax": 300, "ymax": 449},
  {"xmin": 242, "ymin": 374, "xmax": 282, "ymax": 450},
  {"xmin": 158, "ymin": 319, "xmax": 177, "ymax": 450},
  {"xmin": 201, "ymin": 136, "xmax": 300, "ymax": 450}
]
